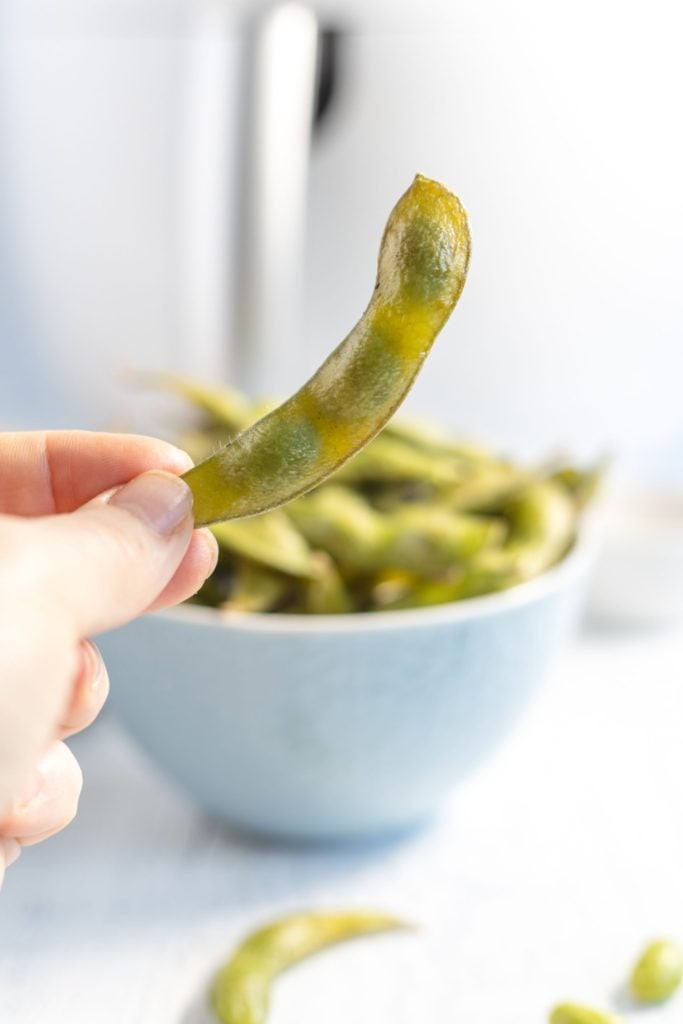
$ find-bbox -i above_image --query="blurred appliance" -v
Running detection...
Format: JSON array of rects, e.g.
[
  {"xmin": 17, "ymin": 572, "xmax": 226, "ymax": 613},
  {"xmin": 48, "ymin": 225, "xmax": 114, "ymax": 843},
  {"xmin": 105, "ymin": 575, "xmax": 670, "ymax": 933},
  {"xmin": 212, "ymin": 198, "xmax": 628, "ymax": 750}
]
[{"xmin": 1, "ymin": 0, "xmax": 681, "ymax": 471}]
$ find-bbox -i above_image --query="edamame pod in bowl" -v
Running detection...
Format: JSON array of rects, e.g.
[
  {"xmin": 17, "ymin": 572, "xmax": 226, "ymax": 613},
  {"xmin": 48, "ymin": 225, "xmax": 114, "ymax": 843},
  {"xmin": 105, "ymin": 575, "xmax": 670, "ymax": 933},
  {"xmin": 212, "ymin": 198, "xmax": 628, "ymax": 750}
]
[{"xmin": 183, "ymin": 175, "xmax": 470, "ymax": 526}]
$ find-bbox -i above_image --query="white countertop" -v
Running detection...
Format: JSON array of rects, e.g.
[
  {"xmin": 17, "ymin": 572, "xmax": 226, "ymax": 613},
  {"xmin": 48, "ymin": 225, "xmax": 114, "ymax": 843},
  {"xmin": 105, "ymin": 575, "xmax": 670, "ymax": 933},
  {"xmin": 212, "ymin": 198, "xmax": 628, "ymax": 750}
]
[{"xmin": 2, "ymin": 621, "xmax": 682, "ymax": 1023}]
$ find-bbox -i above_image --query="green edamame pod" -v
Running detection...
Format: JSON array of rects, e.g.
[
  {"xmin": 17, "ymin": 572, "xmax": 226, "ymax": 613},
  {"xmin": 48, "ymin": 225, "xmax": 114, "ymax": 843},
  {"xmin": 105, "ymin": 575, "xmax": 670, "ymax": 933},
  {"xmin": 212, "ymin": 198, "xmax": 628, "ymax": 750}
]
[
  {"xmin": 333, "ymin": 432, "xmax": 466, "ymax": 489},
  {"xmin": 447, "ymin": 461, "xmax": 529, "ymax": 513},
  {"xmin": 549, "ymin": 1004, "xmax": 624, "ymax": 1024},
  {"xmin": 302, "ymin": 553, "xmax": 355, "ymax": 614},
  {"xmin": 224, "ymin": 562, "xmax": 292, "ymax": 613},
  {"xmin": 184, "ymin": 175, "xmax": 470, "ymax": 526},
  {"xmin": 630, "ymin": 939, "xmax": 683, "ymax": 1003},
  {"xmin": 289, "ymin": 487, "xmax": 501, "ymax": 578},
  {"xmin": 211, "ymin": 512, "xmax": 318, "ymax": 579},
  {"xmin": 287, "ymin": 487, "xmax": 389, "ymax": 572},
  {"xmin": 453, "ymin": 479, "xmax": 576, "ymax": 595},
  {"xmin": 211, "ymin": 911, "xmax": 407, "ymax": 1024},
  {"xmin": 384, "ymin": 504, "xmax": 505, "ymax": 577}
]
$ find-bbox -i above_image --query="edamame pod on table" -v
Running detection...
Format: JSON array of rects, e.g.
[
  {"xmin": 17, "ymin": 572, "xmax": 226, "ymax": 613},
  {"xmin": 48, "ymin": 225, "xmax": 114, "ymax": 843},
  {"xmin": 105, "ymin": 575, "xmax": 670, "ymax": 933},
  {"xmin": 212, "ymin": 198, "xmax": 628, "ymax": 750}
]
[
  {"xmin": 629, "ymin": 939, "xmax": 683, "ymax": 1004},
  {"xmin": 211, "ymin": 911, "xmax": 407, "ymax": 1024},
  {"xmin": 549, "ymin": 1004, "xmax": 624, "ymax": 1024},
  {"xmin": 183, "ymin": 175, "xmax": 470, "ymax": 526}
]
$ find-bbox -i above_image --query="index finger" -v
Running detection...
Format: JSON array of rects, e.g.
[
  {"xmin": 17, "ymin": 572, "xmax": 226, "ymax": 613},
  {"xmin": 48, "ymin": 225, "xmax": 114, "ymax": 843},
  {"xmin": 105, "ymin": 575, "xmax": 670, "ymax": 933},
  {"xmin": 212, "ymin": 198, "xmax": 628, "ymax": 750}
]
[{"xmin": 0, "ymin": 431, "xmax": 193, "ymax": 516}]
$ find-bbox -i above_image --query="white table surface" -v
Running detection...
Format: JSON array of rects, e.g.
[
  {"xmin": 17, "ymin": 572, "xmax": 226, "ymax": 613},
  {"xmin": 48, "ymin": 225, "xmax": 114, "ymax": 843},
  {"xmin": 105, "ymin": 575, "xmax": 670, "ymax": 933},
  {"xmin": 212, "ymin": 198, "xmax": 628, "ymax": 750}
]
[{"xmin": 2, "ymin": 620, "xmax": 682, "ymax": 1023}]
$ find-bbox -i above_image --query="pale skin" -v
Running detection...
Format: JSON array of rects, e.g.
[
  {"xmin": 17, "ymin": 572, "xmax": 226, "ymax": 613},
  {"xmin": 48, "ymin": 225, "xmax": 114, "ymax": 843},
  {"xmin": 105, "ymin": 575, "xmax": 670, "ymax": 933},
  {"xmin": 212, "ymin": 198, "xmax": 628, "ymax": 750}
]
[{"xmin": 0, "ymin": 431, "xmax": 219, "ymax": 888}]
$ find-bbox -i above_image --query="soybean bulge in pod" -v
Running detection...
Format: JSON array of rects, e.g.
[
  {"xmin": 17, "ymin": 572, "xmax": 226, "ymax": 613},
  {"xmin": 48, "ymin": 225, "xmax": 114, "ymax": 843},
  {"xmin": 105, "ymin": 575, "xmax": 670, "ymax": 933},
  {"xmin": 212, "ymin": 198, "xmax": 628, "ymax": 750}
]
[
  {"xmin": 549, "ymin": 1004, "xmax": 624, "ymax": 1024},
  {"xmin": 211, "ymin": 911, "xmax": 407, "ymax": 1024},
  {"xmin": 630, "ymin": 939, "xmax": 683, "ymax": 1003},
  {"xmin": 183, "ymin": 175, "xmax": 471, "ymax": 526}
]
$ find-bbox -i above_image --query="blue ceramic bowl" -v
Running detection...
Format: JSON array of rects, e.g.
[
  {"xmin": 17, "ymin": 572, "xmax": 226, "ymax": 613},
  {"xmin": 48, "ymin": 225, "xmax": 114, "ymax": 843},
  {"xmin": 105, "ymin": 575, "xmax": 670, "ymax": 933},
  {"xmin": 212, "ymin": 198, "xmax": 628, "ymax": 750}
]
[{"xmin": 100, "ymin": 532, "xmax": 592, "ymax": 841}]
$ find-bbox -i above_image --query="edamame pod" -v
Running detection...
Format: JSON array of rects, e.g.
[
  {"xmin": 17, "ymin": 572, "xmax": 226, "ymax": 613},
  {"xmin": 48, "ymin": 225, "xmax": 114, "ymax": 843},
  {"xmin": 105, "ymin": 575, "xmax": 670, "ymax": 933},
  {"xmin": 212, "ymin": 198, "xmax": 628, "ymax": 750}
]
[
  {"xmin": 184, "ymin": 175, "xmax": 470, "ymax": 526},
  {"xmin": 385, "ymin": 504, "xmax": 505, "ymax": 576},
  {"xmin": 333, "ymin": 432, "xmax": 466, "ymax": 488},
  {"xmin": 287, "ymin": 487, "xmax": 389, "ymax": 571},
  {"xmin": 447, "ymin": 461, "xmax": 529, "ymax": 513},
  {"xmin": 629, "ymin": 939, "xmax": 683, "ymax": 1003},
  {"xmin": 211, "ymin": 512, "xmax": 318, "ymax": 578},
  {"xmin": 549, "ymin": 1004, "xmax": 624, "ymax": 1024},
  {"xmin": 211, "ymin": 911, "xmax": 406, "ymax": 1024},
  {"xmin": 453, "ymin": 479, "xmax": 576, "ymax": 596},
  {"xmin": 223, "ymin": 562, "xmax": 292, "ymax": 613},
  {"xmin": 289, "ymin": 487, "xmax": 502, "ymax": 577},
  {"xmin": 302, "ymin": 553, "xmax": 355, "ymax": 614}
]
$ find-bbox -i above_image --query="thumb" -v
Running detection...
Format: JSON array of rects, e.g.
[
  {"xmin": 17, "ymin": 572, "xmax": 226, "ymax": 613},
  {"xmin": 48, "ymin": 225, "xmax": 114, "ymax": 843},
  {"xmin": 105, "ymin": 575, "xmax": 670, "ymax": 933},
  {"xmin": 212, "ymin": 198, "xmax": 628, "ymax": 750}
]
[{"xmin": 27, "ymin": 470, "xmax": 196, "ymax": 636}]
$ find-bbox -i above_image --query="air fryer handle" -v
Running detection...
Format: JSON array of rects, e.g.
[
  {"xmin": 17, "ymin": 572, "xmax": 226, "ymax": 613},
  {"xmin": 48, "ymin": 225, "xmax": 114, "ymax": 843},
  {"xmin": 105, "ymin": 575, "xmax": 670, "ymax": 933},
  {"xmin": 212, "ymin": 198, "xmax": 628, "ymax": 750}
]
[{"xmin": 233, "ymin": 2, "xmax": 319, "ymax": 394}]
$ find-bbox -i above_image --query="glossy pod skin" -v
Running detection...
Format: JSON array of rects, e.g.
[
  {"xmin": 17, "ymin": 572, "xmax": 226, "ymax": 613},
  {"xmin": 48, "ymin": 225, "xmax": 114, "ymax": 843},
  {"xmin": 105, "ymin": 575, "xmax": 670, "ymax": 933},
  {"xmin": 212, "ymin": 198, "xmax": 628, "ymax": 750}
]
[
  {"xmin": 183, "ymin": 175, "xmax": 470, "ymax": 526},
  {"xmin": 629, "ymin": 939, "xmax": 683, "ymax": 1004},
  {"xmin": 211, "ymin": 911, "xmax": 406, "ymax": 1024}
]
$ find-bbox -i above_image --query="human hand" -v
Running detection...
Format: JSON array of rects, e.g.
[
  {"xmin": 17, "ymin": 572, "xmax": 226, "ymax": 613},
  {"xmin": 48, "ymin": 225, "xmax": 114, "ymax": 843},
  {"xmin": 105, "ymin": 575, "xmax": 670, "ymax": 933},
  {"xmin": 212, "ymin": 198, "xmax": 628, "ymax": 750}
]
[{"xmin": 0, "ymin": 431, "xmax": 218, "ymax": 886}]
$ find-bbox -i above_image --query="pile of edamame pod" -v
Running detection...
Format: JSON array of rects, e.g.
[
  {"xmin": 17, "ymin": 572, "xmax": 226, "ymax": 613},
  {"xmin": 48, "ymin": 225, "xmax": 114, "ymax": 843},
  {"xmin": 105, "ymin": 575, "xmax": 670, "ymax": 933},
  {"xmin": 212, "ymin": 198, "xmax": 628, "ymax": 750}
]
[
  {"xmin": 155, "ymin": 372, "xmax": 597, "ymax": 615},
  {"xmin": 145, "ymin": 175, "xmax": 595, "ymax": 614}
]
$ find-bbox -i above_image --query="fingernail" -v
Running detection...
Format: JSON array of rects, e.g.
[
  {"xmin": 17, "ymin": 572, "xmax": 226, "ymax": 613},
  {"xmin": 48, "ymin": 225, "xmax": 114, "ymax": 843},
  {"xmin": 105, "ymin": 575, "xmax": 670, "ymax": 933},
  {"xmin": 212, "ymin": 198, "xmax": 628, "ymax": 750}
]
[
  {"xmin": 108, "ymin": 471, "xmax": 193, "ymax": 536},
  {"xmin": 200, "ymin": 528, "xmax": 220, "ymax": 575},
  {"xmin": 1, "ymin": 837, "xmax": 22, "ymax": 867}
]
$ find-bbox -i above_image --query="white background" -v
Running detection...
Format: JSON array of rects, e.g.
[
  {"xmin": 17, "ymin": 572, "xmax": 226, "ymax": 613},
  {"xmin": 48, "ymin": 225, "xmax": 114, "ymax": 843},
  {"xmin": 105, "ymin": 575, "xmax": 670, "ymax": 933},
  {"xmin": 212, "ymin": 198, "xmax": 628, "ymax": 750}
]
[
  {"xmin": 2, "ymin": 621, "xmax": 682, "ymax": 1022},
  {"xmin": 1, "ymin": 0, "xmax": 682, "ymax": 470}
]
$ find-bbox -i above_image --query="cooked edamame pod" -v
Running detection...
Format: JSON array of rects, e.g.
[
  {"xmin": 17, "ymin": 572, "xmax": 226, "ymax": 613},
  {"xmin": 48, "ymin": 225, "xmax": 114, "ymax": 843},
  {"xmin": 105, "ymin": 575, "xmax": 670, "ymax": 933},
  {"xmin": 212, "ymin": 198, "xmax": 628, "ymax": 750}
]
[
  {"xmin": 287, "ymin": 487, "xmax": 389, "ymax": 571},
  {"xmin": 289, "ymin": 487, "xmax": 501, "ymax": 577},
  {"xmin": 302, "ymin": 553, "xmax": 355, "ymax": 614},
  {"xmin": 447, "ymin": 461, "xmax": 530, "ymax": 513},
  {"xmin": 497, "ymin": 479, "xmax": 576, "ymax": 578},
  {"xmin": 385, "ymin": 504, "xmax": 505, "ymax": 576},
  {"xmin": 629, "ymin": 939, "xmax": 683, "ymax": 1004},
  {"xmin": 451, "ymin": 479, "xmax": 576, "ymax": 597},
  {"xmin": 333, "ymin": 432, "xmax": 466, "ymax": 489},
  {"xmin": 549, "ymin": 1005, "xmax": 624, "ymax": 1024},
  {"xmin": 211, "ymin": 512, "xmax": 318, "ymax": 578},
  {"xmin": 183, "ymin": 175, "xmax": 470, "ymax": 526},
  {"xmin": 211, "ymin": 911, "xmax": 406, "ymax": 1024},
  {"xmin": 380, "ymin": 479, "xmax": 575, "ymax": 607},
  {"xmin": 372, "ymin": 574, "xmax": 466, "ymax": 612},
  {"xmin": 223, "ymin": 562, "xmax": 293, "ymax": 613}
]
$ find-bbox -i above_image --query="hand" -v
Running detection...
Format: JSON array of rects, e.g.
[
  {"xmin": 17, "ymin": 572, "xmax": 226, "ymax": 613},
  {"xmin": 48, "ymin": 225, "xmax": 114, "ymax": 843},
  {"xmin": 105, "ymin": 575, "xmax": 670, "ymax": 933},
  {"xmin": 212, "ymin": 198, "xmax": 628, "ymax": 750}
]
[{"xmin": 0, "ymin": 431, "xmax": 218, "ymax": 887}]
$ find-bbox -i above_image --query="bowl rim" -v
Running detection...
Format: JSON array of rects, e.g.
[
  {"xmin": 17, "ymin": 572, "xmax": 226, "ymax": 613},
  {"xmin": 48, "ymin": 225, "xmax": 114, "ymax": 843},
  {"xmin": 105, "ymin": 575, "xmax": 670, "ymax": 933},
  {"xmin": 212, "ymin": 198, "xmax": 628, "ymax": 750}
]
[{"xmin": 154, "ymin": 513, "xmax": 599, "ymax": 635}]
